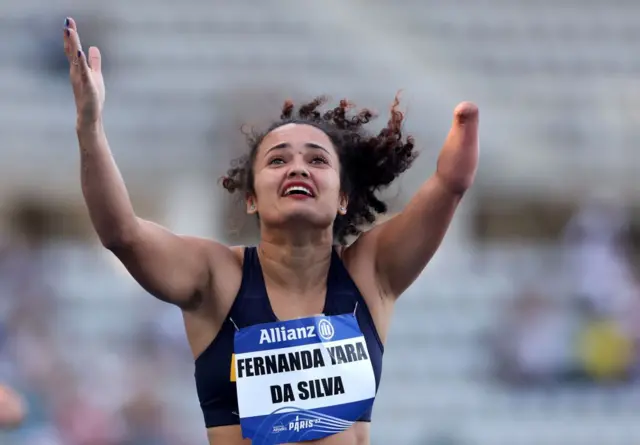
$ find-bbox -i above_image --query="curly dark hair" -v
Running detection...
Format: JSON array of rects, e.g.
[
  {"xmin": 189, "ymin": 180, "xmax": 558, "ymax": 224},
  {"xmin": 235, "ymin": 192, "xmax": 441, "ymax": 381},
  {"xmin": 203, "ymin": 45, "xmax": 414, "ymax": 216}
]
[{"xmin": 221, "ymin": 95, "xmax": 418, "ymax": 245}]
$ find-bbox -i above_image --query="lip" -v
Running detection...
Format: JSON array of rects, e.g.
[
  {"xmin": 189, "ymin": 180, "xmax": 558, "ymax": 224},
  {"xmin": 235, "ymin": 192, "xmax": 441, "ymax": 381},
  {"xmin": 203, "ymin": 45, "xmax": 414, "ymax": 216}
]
[
  {"xmin": 281, "ymin": 181, "xmax": 316, "ymax": 198},
  {"xmin": 285, "ymin": 194, "xmax": 312, "ymax": 200}
]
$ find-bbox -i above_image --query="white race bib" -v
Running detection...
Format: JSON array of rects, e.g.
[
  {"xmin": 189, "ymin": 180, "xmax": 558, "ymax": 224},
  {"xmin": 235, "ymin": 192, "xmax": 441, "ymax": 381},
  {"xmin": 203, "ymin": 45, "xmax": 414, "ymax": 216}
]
[{"xmin": 234, "ymin": 314, "xmax": 376, "ymax": 444}]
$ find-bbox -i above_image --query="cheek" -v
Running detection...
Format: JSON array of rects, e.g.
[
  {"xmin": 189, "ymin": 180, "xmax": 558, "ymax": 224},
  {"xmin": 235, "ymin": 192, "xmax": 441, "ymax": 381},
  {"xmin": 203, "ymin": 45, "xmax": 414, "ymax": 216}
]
[
  {"xmin": 319, "ymin": 174, "xmax": 342, "ymax": 203},
  {"xmin": 253, "ymin": 174, "xmax": 279, "ymax": 202}
]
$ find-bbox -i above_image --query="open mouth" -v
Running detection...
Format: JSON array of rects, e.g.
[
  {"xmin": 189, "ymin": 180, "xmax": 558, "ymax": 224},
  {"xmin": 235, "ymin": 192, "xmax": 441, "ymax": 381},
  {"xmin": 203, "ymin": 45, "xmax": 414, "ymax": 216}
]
[{"xmin": 283, "ymin": 185, "xmax": 314, "ymax": 197}]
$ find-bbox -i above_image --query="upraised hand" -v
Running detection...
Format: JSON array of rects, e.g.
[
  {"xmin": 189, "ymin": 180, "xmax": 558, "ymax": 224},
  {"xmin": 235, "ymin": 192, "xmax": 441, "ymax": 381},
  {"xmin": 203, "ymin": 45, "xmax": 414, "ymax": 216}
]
[{"xmin": 63, "ymin": 17, "xmax": 105, "ymax": 126}]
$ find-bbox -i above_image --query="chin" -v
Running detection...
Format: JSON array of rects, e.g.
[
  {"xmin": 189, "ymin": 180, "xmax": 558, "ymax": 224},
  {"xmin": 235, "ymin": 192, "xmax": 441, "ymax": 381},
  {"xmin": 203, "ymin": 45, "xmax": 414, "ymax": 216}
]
[
  {"xmin": 268, "ymin": 209, "xmax": 334, "ymax": 231},
  {"xmin": 287, "ymin": 212, "xmax": 333, "ymax": 227}
]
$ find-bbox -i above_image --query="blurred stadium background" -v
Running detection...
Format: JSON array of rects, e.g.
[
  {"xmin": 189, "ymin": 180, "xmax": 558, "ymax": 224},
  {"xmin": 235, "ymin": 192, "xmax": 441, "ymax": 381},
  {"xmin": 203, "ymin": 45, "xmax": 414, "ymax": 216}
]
[{"xmin": 1, "ymin": 0, "xmax": 640, "ymax": 444}]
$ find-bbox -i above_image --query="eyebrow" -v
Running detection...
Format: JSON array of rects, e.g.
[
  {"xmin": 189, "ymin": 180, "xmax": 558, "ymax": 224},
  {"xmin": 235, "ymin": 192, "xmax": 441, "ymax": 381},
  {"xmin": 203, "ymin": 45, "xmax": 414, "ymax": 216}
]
[{"xmin": 265, "ymin": 142, "xmax": 330, "ymax": 156}]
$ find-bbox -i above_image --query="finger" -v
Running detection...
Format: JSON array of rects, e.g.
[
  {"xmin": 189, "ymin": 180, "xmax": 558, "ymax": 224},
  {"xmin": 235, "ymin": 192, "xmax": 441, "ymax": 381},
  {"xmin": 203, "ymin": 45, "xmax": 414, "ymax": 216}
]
[
  {"xmin": 62, "ymin": 17, "xmax": 78, "ymax": 61},
  {"xmin": 63, "ymin": 26, "xmax": 72, "ymax": 60},
  {"xmin": 88, "ymin": 46, "xmax": 102, "ymax": 73},
  {"xmin": 67, "ymin": 33, "xmax": 91, "ymax": 85},
  {"xmin": 75, "ymin": 50, "xmax": 92, "ymax": 83},
  {"xmin": 63, "ymin": 27, "xmax": 79, "ymax": 64},
  {"xmin": 64, "ymin": 22, "xmax": 83, "ymax": 65},
  {"xmin": 65, "ymin": 17, "xmax": 78, "ymax": 32}
]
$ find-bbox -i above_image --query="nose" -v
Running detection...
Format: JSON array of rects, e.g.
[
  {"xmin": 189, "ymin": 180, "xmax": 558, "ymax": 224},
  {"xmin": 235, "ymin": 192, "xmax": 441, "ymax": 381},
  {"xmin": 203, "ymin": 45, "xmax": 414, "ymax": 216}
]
[{"xmin": 287, "ymin": 164, "xmax": 309, "ymax": 178}]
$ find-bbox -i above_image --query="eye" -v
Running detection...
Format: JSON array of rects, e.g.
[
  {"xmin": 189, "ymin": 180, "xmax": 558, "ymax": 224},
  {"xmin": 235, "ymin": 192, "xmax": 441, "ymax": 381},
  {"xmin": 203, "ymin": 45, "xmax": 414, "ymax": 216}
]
[
  {"xmin": 311, "ymin": 156, "xmax": 329, "ymax": 165},
  {"xmin": 268, "ymin": 157, "xmax": 285, "ymax": 165}
]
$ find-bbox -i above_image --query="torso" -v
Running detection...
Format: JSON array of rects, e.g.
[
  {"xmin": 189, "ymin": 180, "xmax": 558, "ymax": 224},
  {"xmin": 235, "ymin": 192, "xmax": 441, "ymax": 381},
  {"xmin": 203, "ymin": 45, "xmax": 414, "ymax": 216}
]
[{"xmin": 184, "ymin": 243, "xmax": 391, "ymax": 445}]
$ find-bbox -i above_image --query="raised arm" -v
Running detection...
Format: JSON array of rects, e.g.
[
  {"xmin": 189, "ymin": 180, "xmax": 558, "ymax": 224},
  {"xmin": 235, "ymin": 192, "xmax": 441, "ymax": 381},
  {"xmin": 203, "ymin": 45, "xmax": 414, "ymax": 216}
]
[
  {"xmin": 64, "ymin": 18, "xmax": 227, "ymax": 309},
  {"xmin": 361, "ymin": 102, "xmax": 479, "ymax": 299}
]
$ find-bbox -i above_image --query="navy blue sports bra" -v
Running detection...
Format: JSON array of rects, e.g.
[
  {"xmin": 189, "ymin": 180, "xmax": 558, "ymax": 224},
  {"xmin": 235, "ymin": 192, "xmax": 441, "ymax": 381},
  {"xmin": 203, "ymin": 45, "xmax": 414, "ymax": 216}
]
[{"xmin": 194, "ymin": 246, "xmax": 384, "ymax": 428}]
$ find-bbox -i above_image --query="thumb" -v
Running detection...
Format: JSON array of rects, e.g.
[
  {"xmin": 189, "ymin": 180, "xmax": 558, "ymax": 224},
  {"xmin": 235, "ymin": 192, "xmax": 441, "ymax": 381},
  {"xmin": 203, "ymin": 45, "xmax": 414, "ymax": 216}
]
[{"xmin": 88, "ymin": 46, "xmax": 102, "ymax": 73}]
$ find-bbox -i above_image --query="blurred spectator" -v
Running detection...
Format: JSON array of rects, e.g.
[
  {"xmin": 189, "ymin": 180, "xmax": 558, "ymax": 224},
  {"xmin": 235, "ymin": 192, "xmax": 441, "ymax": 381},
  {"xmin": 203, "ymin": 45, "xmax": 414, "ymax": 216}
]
[
  {"xmin": 492, "ymin": 290, "xmax": 576, "ymax": 385},
  {"xmin": 562, "ymin": 198, "xmax": 639, "ymax": 318},
  {"xmin": 0, "ymin": 385, "xmax": 25, "ymax": 429},
  {"xmin": 576, "ymin": 307, "xmax": 634, "ymax": 382},
  {"xmin": 53, "ymin": 387, "xmax": 120, "ymax": 445},
  {"xmin": 120, "ymin": 390, "xmax": 170, "ymax": 445}
]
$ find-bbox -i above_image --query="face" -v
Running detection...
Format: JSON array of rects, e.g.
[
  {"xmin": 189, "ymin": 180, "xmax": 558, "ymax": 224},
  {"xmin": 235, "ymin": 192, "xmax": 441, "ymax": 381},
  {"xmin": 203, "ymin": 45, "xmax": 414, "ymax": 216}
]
[{"xmin": 248, "ymin": 123, "xmax": 348, "ymax": 232}]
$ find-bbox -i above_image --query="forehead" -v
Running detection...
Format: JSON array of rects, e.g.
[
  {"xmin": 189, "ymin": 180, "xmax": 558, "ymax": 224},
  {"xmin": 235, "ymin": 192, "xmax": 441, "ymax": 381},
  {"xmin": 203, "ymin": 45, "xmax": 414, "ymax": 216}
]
[{"xmin": 258, "ymin": 123, "xmax": 336, "ymax": 156}]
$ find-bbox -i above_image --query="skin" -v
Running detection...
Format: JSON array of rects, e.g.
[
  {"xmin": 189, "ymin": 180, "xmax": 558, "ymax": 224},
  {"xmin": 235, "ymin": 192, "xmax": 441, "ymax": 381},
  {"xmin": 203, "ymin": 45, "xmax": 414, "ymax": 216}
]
[
  {"xmin": 0, "ymin": 385, "xmax": 25, "ymax": 430},
  {"xmin": 63, "ymin": 17, "xmax": 479, "ymax": 445}
]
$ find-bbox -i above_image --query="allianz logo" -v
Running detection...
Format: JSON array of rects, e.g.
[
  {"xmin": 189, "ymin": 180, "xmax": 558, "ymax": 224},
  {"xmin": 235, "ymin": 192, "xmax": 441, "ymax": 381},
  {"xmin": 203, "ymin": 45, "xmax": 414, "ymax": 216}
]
[{"xmin": 259, "ymin": 319, "xmax": 335, "ymax": 344}]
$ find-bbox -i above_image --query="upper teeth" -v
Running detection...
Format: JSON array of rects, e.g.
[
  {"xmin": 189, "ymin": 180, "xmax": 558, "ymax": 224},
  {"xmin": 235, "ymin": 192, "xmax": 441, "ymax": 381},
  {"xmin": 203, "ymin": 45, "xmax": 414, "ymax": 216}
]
[{"xmin": 285, "ymin": 186, "xmax": 312, "ymax": 196}]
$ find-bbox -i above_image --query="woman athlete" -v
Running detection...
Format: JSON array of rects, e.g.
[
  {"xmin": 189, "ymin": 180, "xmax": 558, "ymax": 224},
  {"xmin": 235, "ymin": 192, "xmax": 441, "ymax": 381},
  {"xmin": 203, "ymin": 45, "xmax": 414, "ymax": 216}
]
[{"xmin": 64, "ymin": 17, "xmax": 478, "ymax": 445}]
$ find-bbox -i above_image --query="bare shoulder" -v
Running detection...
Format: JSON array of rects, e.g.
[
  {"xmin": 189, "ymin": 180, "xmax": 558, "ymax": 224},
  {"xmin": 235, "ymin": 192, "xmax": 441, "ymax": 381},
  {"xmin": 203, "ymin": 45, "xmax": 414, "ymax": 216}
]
[
  {"xmin": 339, "ymin": 234, "xmax": 394, "ymax": 342},
  {"xmin": 188, "ymin": 237, "xmax": 243, "ymax": 268},
  {"xmin": 341, "ymin": 219, "xmax": 391, "ymax": 272},
  {"xmin": 338, "ymin": 214, "xmax": 395, "ymax": 272},
  {"xmin": 196, "ymin": 240, "xmax": 245, "ymax": 310},
  {"xmin": 339, "ymin": 214, "xmax": 399, "ymax": 297},
  {"xmin": 181, "ymin": 243, "xmax": 246, "ymax": 358},
  {"xmin": 339, "ymin": 232, "xmax": 383, "ymax": 299}
]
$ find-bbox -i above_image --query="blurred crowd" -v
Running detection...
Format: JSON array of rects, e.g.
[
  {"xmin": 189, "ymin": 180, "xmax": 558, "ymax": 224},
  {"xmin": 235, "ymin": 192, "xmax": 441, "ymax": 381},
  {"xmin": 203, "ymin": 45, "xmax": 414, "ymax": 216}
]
[
  {"xmin": 490, "ymin": 199, "xmax": 640, "ymax": 387},
  {"xmin": 0, "ymin": 212, "xmax": 202, "ymax": 445}
]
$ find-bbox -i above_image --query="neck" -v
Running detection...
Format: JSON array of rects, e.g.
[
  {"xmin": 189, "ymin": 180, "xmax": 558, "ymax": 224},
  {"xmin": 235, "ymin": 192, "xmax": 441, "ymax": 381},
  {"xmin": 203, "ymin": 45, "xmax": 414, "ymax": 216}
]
[{"xmin": 258, "ymin": 226, "xmax": 334, "ymax": 293}]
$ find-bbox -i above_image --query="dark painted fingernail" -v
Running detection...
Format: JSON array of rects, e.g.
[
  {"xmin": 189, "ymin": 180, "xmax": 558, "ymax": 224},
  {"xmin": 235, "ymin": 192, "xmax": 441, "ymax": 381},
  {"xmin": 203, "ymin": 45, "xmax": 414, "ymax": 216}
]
[
  {"xmin": 65, "ymin": 28, "xmax": 70, "ymax": 37},
  {"xmin": 77, "ymin": 50, "xmax": 82, "ymax": 58},
  {"xmin": 65, "ymin": 18, "xmax": 70, "ymax": 27}
]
